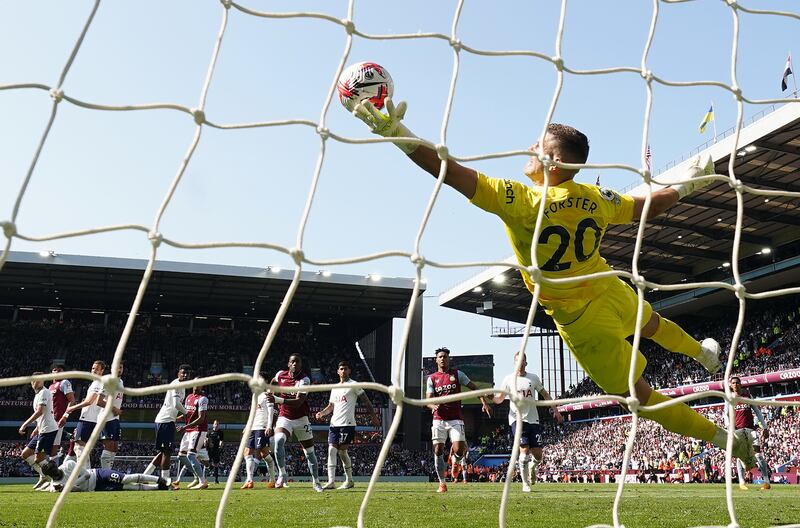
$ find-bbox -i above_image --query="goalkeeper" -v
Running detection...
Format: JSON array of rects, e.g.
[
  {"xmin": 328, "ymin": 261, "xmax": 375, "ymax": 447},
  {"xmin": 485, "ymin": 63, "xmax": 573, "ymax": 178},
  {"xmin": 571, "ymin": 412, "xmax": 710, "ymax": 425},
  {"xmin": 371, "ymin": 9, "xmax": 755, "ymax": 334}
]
[{"xmin": 351, "ymin": 98, "xmax": 756, "ymax": 469}]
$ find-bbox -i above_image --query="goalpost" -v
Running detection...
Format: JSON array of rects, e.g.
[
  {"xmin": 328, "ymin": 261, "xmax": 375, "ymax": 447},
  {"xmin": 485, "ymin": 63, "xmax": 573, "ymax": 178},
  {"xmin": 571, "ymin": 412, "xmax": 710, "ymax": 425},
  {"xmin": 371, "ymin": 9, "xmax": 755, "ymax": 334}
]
[{"xmin": 2, "ymin": 1, "xmax": 800, "ymax": 528}]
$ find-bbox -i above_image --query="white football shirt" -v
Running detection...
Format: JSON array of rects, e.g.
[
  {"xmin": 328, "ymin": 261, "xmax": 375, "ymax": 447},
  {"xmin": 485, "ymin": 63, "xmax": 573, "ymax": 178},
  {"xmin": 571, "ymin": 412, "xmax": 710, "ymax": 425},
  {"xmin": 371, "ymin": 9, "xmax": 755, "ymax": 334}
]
[
  {"xmin": 78, "ymin": 380, "xmax": 107, "ymax": 423},
  {"xmin": 107, "ymin": 379, "xmax": 124, "ymax": 422},
  {"xmin": 329, "ymin": 379, "xmax": 364, "ymax": 427},
  {"xmin": 500, "ymin": 372, "xmax": 545, "ymax": 425},
  {"xmin": 34, "ymin": 387, "xmax": 59, "ymax": 434},
  {"xmin": 253, "ymin": 392, "xmax": 275, "ymax": 430},
  {"xmin": 155, "ymin": 378, "xmax": 186, "ymax": 424}
]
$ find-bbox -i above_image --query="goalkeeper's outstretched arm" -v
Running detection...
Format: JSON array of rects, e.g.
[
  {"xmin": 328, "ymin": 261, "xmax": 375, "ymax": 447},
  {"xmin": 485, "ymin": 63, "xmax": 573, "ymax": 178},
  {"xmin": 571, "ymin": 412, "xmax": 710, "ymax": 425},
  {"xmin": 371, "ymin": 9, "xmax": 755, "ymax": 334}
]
[
  {"xmin": 632, "ymin": 154, "xmax": 716, "ymax": 220},
  {"xmin": 354, "ymin": 99, "xmax": 478, "ymax": 199}
]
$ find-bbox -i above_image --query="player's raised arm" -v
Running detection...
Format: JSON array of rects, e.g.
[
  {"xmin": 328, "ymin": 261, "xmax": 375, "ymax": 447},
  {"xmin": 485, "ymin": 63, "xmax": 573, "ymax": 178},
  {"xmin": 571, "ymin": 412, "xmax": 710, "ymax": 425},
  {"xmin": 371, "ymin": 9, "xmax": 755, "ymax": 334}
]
[
  {"xmin": 632, "ymin": 154, "xmax": 715, "ymax": 220},
  {"xmin": 353, "ymin": 99, "xmax": 478, "ymax": 199}
]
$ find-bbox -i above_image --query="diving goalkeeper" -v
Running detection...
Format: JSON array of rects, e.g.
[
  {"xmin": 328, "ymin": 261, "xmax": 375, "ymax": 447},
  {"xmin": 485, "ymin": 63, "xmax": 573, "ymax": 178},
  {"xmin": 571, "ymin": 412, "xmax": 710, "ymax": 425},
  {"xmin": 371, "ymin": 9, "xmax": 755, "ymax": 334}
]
[{"xmin": 350, "ymin": 98, "xmax": 756, "ymax": 469}]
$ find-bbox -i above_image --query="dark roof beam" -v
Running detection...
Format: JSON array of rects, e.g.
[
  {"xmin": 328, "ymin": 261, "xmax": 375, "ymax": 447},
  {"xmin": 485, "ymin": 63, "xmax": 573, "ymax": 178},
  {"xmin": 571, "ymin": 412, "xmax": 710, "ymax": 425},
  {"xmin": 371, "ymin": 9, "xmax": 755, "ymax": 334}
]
[
  {"xmin": 647, "ymin": 218, "xmax": 771, "ymax": 245},
  {"xmin": 602, "ymin": 233, "xmax": 728, "ymax": 261},
  {"xmin": 753, "ymin": 140, "xmax": 800, "ymax": 158},
  {"xmin": 603, "ymin": 253, "xmax": 691, "ymax": 275},
  {"xmin": 680, "ymin": 197, "xmax": 800, "ymax": 227}
]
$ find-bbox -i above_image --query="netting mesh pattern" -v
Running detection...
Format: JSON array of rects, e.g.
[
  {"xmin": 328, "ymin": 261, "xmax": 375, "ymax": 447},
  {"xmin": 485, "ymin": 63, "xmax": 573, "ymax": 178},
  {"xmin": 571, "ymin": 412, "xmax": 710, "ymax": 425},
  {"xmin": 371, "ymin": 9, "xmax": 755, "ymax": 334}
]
[{"xmin": 2, "ymin": 1, "xmax": 800, "ymax": 527}]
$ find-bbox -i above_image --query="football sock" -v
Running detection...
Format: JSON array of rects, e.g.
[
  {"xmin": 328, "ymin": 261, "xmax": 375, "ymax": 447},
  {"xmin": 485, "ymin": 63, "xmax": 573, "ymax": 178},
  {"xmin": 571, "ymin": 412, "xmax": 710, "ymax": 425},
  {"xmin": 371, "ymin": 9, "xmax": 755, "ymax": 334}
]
[
  {"xmin": 100, "ymin": 449, "xmax": 115, "ymax": 469},
  {"xmin": 187, "ymin": 453, "xmax": 203, "ymax": 479},
  {"xmin": 303, "ymin": 446, "xmax": 319, "ymax": 482},
  {"xmin": 25, "ymin": 455, "xmax": 44, "ymax": 478},
  {"xmin": 178, "ymin": 465, "xmax": 188, "ymax": 480},
  {"xmin": 178, "ymin": 454, "xmax": 191, "ymax": 479},
  {"xmin": 650, "ymin": 317, "xmax": 701, "ymax": 358},
  {"xmin": 327, "ymin": 445, "xmax": 338, "ymax": 482},
  {"xmin": 143, "ymin": 462, "xmax": 157, "ymax": 475},
  {"xmin": 274, "ymin": 433, "xmax": 287, "ymax": 477},
  {"xmin": 736, "ymin": 459, "xmax": 747, "ymax": 483},
  {"xmin": 461, "ymin": 452, "xmax": 469, "ymax": 481},
  {"xmin": 639, "ymin": 390, "xmax": 717, "ymax": 441},
  {"xmin": 518, "ymin": 453, "xmax": 530, "ymax": 486},
  {"xmin": 434, "ymin": 454, "xmax": 447, "ymax": 483},
  {"xmin": 264, "ymin": 453, "xmax": 276, "ymax": 481},
  {"xmin": 756, "ymin": 453, "xmax": 771, "ymax": 482},
  {"xmin": 339, "ymin": 450, "xmax": 353, "ymax": 482},
  {"xmin": 160, "ymin": 469, "xmax": 171, "ymax": 481},
  {"xmin": 245, "ymin": 455, "xmax": 255, "ymax": 481}
]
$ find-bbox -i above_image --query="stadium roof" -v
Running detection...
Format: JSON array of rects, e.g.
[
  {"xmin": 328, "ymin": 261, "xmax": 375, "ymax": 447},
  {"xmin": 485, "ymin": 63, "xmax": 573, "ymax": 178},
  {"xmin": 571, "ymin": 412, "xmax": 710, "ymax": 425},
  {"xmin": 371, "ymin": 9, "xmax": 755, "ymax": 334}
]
[
  {"xmin": 441, "ymin": 102, "xmax": 800, "ymax": 329},
  {"xmin": 0, "ymin": 251, "xmax": 421, "ymax": 323}
]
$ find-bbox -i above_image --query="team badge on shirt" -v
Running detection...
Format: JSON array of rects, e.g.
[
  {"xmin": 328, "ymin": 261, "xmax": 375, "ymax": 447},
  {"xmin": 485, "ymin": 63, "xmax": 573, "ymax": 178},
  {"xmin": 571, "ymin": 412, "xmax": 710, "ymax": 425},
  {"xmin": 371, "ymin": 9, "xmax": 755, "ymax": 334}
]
[
  {"xmin": 600, "ymin": 188, "xmax": 621, "ymax": 205},
  {"xmin": 449, "ymin": 375, "xmax": 455, "ymax": 382}
]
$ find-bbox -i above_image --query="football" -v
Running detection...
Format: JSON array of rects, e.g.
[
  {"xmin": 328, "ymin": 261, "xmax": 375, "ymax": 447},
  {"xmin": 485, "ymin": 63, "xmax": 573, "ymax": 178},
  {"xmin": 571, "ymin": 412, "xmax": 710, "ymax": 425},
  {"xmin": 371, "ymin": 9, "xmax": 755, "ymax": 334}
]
[{"xmin": 337, "ymin": 61, "xmax": 393, "ymax": 112}]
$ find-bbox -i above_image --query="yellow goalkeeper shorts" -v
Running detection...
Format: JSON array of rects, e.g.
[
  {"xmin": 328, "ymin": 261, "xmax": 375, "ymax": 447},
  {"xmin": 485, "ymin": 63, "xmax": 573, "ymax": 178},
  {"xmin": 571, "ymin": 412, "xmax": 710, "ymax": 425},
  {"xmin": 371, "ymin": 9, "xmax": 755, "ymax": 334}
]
[{"xmin": 554, "ymin": 277, "xmax": 653, "ymax": 395}]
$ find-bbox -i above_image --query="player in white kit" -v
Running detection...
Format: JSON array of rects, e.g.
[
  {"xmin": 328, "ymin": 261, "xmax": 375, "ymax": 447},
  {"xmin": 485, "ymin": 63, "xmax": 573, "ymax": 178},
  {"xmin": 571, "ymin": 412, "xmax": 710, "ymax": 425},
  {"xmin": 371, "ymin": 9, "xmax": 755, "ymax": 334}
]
[
  {"xmin": 100, "ymin": 363, "xmax": 124, "ymax": 469},
  {"xmin": 241, "ymin": 389, "xmax": 277, "ymax": 489},
  {"xmin": 492, "ymin": 352, "xmax": 563, "ymax": 491},
  {"xmin": 41, "ymin": 459, "xmax": 169, "ymax": 492},
  {"xmin": 144, "ymin": 364, "xmax": 190, "ymax": 486},
  {"xmin": 19, "ymin": 372, "xmax": 60, "ymax": 489},
  {"xmin": 61, "ymin": 360, "xmax": 108, "ymax": 468},
  {"xmin": 315, "ymin": 361, "xmax": 381, "ymax": 489}
]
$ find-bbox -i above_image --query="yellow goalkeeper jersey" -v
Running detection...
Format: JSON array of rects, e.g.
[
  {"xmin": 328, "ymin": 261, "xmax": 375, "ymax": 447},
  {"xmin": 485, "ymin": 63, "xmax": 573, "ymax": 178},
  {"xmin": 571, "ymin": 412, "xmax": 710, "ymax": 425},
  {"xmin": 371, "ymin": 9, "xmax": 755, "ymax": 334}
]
[{"xmin": 470, "ymin": 172, "xmax": 635, "ymax": 314}]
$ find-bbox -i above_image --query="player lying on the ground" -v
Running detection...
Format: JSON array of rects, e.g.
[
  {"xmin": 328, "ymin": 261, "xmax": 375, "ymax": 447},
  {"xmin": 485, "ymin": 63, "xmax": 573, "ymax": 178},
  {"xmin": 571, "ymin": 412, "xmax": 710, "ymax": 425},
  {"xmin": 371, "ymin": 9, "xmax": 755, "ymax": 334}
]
[
  {"xmin": 350, "ymin": 96, "xmax": 757, "ymax": 470},
  {"xmin": 40, "ymin": 459, "xmax": 169, "ymax": 492}
]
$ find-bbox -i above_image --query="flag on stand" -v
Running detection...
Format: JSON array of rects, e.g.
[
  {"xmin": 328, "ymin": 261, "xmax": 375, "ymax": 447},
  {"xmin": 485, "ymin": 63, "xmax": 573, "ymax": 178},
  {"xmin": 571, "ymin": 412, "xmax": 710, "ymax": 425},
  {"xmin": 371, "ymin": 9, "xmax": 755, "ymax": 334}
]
[
  {"xmin": 782, "ymin": 54, "xmax": 793, "ymax": 91},
  {"xmin": 699, "ymin": 105, "xmax": 714, "ymax": 134},
  {"xmin": 595, "ymin": 174, "xmax": 601, "ymax": 186},
  {"xmin": 645, "ymin": 144, "xmax": 652, "ymax": 171}
]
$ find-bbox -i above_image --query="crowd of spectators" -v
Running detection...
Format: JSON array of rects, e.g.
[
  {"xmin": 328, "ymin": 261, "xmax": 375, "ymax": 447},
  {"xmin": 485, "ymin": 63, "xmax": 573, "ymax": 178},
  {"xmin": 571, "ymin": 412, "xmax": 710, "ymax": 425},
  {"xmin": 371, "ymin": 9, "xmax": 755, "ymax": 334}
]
[
  {"xmin": 564, "ymin": 296, "xmax": 800, "ymax": 399},
  {"xmin": 0, "ymin": 314, "xmax": 387, "ymax": 408},
  {"xmin": 475, "ymin": 405, "xmax": 799, "ymax": 484}
]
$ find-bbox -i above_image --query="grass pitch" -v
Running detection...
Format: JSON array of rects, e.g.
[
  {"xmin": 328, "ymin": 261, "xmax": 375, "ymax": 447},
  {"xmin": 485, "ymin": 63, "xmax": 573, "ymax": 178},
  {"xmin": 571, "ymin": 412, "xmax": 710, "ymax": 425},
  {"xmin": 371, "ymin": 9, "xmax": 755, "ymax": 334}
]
[{"xmin": 2, "ymin": 482, "xmax": 798, "ymax": 528}]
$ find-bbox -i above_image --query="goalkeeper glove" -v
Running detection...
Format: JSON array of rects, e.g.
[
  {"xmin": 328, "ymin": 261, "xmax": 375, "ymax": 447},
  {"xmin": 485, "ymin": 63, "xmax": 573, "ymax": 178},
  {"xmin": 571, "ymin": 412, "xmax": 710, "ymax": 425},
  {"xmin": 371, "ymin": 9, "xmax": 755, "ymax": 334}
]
[
  {"xmin": 671, "ymin": 154, "xmax": 715, "ymax": 199},
  {"xmin": 353, "ymin": 98, "xmax": 419, "ymax": 154}
]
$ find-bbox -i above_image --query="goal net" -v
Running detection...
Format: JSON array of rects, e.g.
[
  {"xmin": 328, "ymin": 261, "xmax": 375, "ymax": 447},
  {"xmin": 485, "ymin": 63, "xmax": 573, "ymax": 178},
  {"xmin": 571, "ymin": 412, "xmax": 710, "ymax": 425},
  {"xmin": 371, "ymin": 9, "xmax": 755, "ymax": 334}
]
[{"xmin": 2, "ymin": 1, "xmax": 800, "ymax": 527}]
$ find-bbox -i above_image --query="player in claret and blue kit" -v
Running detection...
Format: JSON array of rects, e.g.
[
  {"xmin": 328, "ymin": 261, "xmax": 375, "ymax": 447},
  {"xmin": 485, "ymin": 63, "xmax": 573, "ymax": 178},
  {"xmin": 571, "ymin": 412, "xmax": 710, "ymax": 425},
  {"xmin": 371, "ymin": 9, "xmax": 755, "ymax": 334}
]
[
  {"xmin": 268, "ymin": 354, "xmax": 323, "ymax": 492},
  {"xmin": 727, "ymin": 376, "xmax": 772, "ymax": 490},
  {"xmin": 426, "ymin": 347, "xmax": 491, "ymax": 493}
]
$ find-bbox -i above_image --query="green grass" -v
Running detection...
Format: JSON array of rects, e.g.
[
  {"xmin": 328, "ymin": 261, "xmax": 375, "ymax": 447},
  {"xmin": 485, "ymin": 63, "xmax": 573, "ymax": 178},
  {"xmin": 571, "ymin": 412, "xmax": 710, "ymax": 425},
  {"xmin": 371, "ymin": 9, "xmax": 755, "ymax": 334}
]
[{"xmin": 2, "ymin": 482, "xmax": 798, "ymax": 528}]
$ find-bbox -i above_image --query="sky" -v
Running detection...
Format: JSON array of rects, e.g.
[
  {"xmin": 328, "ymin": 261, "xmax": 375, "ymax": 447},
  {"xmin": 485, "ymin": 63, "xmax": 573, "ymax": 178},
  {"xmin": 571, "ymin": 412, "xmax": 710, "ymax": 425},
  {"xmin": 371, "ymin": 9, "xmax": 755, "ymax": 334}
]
[{"xmin": 1, "ymin": 0, "xmax": 798, "ymax": 387}]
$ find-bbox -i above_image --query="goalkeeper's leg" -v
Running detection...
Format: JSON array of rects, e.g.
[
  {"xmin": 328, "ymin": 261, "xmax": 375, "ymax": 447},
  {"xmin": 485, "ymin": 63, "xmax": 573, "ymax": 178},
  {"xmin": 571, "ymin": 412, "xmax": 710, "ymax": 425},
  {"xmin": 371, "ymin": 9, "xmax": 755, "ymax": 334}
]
[
  {"xmin": 631, "ymin": 377, "xmax": 742, "ymax": 454},
  {"xmin": 643, "ymin": 313, "xmax": 721, "ymax": 374}
]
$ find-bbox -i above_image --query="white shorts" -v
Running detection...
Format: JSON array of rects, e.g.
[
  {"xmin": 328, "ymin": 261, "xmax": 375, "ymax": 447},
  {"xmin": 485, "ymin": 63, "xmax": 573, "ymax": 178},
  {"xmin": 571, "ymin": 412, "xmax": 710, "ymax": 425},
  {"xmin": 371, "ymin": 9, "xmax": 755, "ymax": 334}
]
[
  {"xmin": 53, "ymin": 427, "xmax": 65, "ymax": 448},
  {"xmin": 741, "ymin": 427, "xmax": 761, "ymax": 449},
  {"xmin": 275, "ymin": 416, "xmax": 313, "ymax": 442},
  {"xmin": 431, "ymin": 419, "xmax": 466, "ymax": 445},
  {"xmin": 179, "ymin": 431, "xmax": 207, "ymax": 453}
]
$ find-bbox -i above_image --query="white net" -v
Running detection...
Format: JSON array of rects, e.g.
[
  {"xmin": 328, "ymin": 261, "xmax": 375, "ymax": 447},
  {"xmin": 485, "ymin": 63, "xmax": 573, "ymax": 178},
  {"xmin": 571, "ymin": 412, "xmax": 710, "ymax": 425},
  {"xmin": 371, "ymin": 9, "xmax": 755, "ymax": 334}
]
[{"xmin": 2, "ymin": 1, "xmax": 800, "ymax": 527}]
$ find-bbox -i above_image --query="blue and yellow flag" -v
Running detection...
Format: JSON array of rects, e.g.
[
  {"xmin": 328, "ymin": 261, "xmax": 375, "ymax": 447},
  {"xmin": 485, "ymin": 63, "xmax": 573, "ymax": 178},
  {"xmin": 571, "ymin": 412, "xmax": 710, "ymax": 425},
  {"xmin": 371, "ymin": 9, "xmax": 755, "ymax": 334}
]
[{"xmin": 699, "ymin": 105, "xmax": 714, "ymax": 134}]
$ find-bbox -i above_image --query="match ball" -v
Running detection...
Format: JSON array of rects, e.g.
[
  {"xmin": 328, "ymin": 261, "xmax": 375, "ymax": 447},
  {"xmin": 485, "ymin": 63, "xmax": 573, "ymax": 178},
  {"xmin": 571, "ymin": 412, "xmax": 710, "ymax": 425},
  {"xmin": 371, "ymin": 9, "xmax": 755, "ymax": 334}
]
[{"xmin": 337, "ymin": 62, "xmax": 393, "ymax": 112}]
